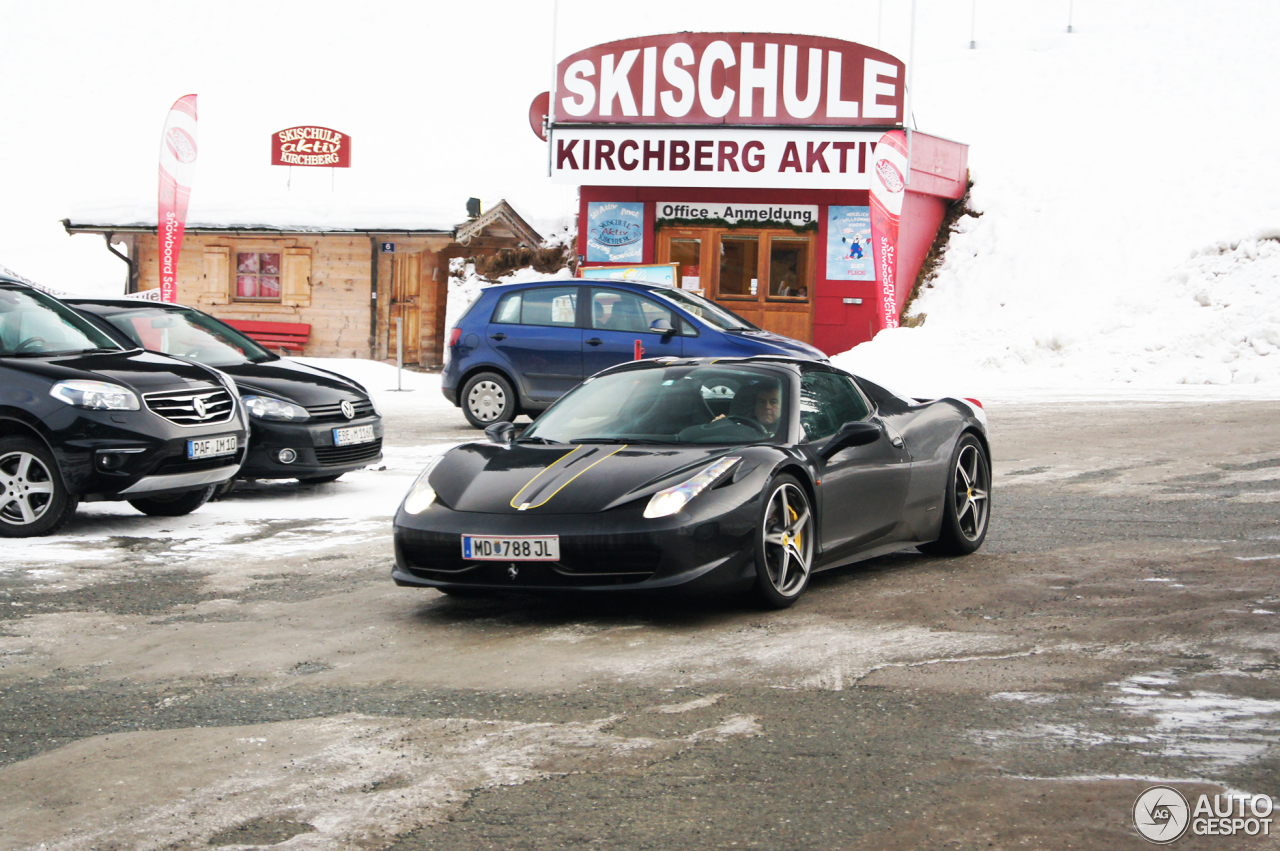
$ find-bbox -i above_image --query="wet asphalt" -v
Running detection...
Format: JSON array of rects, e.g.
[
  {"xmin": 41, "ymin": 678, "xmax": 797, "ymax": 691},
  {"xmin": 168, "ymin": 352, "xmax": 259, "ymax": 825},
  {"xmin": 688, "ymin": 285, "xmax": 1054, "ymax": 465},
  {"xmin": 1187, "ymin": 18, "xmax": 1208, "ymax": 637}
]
[{"xmin": 1, "ymin": 400, "xmax": 1278, "ymax": 850}]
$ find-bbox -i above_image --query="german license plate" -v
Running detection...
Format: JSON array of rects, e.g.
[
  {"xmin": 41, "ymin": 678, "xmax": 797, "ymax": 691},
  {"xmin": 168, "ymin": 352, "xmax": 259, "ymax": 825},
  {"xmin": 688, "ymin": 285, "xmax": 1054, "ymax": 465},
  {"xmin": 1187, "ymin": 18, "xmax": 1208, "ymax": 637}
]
[
  {"xmin": 188, "ymin": 435, "xmax": 238, "ymax": 459},
  {"xmin": 333, "ymin": 424, "xmax": 375, "ymax": 446},
  {"xmin": 462, "ymin": 535, "xmax": 560, "ymax": 561}
]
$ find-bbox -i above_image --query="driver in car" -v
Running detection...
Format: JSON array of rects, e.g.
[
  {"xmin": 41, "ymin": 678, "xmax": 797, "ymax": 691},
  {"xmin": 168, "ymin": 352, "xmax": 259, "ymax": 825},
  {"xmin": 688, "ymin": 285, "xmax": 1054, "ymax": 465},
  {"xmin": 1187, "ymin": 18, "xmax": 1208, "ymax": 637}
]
[
  {"xmin": 711, "ymin": 379, "xmax": 782, "ymax": 432},
  {"xmin": 747, "ymin": 381, "xmax": 782, "ymax": 429}
]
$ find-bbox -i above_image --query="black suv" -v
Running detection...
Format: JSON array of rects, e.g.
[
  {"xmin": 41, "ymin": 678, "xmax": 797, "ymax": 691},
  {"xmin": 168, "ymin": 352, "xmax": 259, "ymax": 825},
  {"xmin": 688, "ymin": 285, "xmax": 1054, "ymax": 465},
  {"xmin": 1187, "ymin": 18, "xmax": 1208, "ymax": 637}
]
[
  {"xmin": 0, "ymin": 278, "xmax": 247, "ymax": 537},
  {"xmin": 68, "ymin": 298, "xmax": 383, "ymax": 485}
]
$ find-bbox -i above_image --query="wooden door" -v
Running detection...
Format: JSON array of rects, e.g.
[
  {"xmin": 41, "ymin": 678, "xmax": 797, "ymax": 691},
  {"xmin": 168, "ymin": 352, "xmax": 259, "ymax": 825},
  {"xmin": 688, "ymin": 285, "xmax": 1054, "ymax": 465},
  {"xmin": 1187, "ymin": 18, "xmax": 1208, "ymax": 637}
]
[
  {"xmin": 659, "ymin": 227, "xmax": 815, "ymax": 343},
  {"xmin": 390, "ymin": 254, "xmax": 421, "ymax": 363}
]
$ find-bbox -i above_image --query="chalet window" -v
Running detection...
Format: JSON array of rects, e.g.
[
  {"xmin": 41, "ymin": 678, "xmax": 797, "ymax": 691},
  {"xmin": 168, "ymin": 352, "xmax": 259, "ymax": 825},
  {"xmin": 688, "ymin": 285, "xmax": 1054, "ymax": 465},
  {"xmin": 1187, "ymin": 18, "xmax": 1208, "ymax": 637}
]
[
  {"xmin": 236, "ymin": 251, "xmax": 282, "ymax": 301},
  {"xmin": 199, "ymin": 245, "xmax": 310, "ymax": 308}
]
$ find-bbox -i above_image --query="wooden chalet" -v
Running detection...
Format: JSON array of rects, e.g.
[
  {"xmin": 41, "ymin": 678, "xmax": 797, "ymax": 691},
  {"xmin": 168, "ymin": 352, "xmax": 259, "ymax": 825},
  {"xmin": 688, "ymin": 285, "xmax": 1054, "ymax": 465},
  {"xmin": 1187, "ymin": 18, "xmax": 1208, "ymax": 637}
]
[{"xmin": 63, "ymin": 200, "xmax": 541, "ymax": 366}]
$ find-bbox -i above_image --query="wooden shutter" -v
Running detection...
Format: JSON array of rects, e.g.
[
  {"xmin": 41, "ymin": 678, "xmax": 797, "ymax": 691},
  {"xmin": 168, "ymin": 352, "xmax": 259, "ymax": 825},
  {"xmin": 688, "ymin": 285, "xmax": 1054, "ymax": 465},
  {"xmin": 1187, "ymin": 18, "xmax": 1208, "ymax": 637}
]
[
  {"xmin": 199, "ymin": 246, "xmax": 230, "ymax": 305},
  {"xmin": 281, "ymin": 247, "xmax": 312, "ymax": 307}
]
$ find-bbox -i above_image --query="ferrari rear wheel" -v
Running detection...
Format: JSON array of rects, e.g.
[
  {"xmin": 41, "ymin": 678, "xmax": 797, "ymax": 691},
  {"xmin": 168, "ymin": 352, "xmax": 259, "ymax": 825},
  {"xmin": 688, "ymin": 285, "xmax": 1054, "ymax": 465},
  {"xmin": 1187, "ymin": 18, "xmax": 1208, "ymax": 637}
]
[
  {"xmin": 755, "ymin": 474, "xmax": 814, "ymax": 608},
  {"xmin": 920, "ymin": 434, "xmax": 990, "ymax": 556}
]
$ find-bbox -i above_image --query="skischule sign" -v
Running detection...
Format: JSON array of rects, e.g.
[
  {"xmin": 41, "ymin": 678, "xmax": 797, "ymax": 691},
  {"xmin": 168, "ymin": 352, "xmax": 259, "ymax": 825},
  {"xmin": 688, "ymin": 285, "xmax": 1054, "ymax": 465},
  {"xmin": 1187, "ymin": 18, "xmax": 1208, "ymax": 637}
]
[
  {"xmin": 555, "ymin": 32, "xmax": 903, "ymax": 126},
  {"xmin": 271, "ymin": 126, "xmax": 352, "ymax": 168}
]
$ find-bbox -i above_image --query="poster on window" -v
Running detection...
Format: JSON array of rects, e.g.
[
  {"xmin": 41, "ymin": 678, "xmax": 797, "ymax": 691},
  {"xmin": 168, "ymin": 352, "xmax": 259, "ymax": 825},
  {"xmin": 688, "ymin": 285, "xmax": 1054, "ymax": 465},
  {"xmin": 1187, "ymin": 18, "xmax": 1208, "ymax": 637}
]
[
  {"xmin": 825, "ymin": 206, "xmax": 873, "ymax": 281},
  {"xmin": 236, "ymin": 252, "xmax": 280, "ymax": 299},
  {"xmin": 579, "ymin": 263, "xmax": 677, "ymax": 287},
  {"xmin": 586, "ymin": 202, "xmax": 645, "ymax": 263}
]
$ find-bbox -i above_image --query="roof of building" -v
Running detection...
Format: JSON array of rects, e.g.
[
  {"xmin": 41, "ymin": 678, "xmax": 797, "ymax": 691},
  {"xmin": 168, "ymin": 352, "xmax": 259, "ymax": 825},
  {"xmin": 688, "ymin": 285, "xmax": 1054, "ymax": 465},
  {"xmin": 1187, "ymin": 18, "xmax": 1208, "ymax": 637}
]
[{"xmin": 63, "ymin": 199, "xmax": 542, "ymax": 245}]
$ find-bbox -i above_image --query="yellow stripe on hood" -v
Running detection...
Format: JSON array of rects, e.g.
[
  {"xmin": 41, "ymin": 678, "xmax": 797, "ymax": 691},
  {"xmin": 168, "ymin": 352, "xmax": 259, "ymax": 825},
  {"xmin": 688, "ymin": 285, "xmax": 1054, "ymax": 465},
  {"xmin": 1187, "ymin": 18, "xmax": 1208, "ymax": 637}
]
[{"xmin": 510, "ymin": 444, "xmax": 629, "ymax": 510}]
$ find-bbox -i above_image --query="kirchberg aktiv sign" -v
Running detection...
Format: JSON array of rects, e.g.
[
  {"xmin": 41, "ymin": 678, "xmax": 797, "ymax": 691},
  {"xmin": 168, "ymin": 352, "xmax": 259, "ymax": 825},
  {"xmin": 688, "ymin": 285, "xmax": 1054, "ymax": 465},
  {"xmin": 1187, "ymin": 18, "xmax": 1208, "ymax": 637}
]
[{"xmin": 271, "ymin": 126, "xmax": 352, "ymax": 168}]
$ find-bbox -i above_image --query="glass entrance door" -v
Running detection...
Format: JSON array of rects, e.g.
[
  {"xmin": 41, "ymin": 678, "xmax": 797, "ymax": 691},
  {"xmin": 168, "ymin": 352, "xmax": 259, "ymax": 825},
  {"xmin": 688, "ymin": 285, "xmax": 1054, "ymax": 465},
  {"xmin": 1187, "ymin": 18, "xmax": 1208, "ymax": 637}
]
[{"xmin": 658, "ymin": 227, "xmax": 815, "ymax": 343}]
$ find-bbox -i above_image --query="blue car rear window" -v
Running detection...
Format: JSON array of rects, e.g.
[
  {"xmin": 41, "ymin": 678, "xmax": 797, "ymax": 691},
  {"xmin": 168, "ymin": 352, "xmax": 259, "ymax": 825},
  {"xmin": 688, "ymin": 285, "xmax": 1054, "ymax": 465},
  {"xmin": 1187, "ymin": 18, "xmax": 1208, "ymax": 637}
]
[{"xmin": 493, "ymin": 287, "xmax": 577, "ymax": 328}]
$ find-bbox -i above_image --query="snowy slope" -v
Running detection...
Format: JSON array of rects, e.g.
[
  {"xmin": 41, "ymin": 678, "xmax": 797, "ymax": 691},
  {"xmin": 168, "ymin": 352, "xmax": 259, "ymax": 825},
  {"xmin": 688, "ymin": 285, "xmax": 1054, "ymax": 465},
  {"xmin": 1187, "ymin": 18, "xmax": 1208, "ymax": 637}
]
[{"xmin": 837, "ymin": 1, "xmax": 1280, "ymax": 395}]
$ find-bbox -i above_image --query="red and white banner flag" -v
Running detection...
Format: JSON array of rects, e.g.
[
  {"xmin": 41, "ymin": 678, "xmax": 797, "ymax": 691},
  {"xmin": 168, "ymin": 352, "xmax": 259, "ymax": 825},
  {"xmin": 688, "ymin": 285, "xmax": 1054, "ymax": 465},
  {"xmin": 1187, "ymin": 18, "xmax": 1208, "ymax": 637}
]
[
  {"xmin": 157, "ymin": 94, "xmax": 198, "ymax": 303},
  {"xmin": 869, "ymin": 130, "xmax": 908, "ymax": 332}
]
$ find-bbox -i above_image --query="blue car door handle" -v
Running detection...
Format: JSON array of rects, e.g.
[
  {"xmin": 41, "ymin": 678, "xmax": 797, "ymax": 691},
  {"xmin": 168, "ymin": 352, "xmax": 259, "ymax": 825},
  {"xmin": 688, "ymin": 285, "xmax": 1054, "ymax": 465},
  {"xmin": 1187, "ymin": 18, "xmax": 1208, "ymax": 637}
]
[
  {"xmin": 490, "ymin": 332, "xmax": 506, "ymax": 341},
  {"xmin": 586, "ymin": 337, "xmax": 603, "ymax": 346}
]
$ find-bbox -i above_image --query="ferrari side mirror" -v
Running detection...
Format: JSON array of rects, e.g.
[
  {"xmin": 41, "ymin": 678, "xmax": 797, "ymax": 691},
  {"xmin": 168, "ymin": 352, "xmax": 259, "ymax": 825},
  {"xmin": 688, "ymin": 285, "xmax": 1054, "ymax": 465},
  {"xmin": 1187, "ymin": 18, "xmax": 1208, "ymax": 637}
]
[
  {"xmin": 819, "ymin": 420, "xmax": 881, "ymax": 461},
  {"xmin": 485, "ymin": 421, "xmax": 515, "ymax": 446}
]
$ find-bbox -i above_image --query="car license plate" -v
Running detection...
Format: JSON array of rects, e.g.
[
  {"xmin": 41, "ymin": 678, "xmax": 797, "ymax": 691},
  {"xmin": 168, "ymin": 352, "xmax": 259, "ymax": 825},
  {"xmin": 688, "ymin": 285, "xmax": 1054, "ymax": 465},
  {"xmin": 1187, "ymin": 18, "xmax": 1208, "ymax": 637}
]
[
  {"xmin": 188, "ymin": 435, "xmax": 238, "ymax": 459},
  {"xmin": 333, "ymin": 424, "xmax": 376, "ymax": 446},
  {"xmin": 462, "ymin": 535, "xmax": 560, "ymax": 561}
]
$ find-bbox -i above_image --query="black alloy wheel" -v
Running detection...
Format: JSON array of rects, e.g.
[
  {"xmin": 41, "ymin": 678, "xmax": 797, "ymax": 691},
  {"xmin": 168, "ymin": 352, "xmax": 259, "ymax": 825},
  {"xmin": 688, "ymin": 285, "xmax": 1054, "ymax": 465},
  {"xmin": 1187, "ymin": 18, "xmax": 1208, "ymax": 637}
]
[
  {"xmin": 461, "ymin": 371, "xmax": 517, "ymax": 429},
  {"xmin": 919, "ymin": 433, "xmax": 991, "ymax": 556},
  {"xmin": 128, "ymin": 484, "xmax": 217, "ymax": 517},
  {"xmin": 0, "ymin": 437, "xmax": 77, "ymax": 537},
  {"xmin": 754, "ymin": 474, "xmax": 815, "ymax": 608}
]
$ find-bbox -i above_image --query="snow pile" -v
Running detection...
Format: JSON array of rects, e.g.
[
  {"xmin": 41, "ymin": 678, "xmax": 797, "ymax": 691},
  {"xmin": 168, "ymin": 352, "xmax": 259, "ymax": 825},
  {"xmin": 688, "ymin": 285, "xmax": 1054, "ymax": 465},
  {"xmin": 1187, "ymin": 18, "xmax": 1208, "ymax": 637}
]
[
  {"xmin": 837, "ymin": 235, "xmax": 1280, "ymax": 398},
  {"xmin": 1157, "ymin": 237, "xmax": 1280, "ymax": 386},
  {"xmin": 836, "ymin": 0, "xmax": 1280, "ymax": 397}
]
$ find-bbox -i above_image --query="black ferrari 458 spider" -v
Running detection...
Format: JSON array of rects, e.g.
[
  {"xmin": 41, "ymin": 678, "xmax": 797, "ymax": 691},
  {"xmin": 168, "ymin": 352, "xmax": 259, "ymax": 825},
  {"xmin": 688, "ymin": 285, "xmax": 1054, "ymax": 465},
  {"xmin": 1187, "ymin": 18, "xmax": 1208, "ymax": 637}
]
[{"xmin": 392, "ymin": 356, "xmax": 990, "ymax": 607}]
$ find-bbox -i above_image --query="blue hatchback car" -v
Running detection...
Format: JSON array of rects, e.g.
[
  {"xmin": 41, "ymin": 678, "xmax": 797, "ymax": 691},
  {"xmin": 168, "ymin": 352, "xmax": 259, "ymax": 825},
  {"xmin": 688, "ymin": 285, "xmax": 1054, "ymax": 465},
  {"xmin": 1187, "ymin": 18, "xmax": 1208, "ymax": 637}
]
[{"xmin": 443, "ymin": 278, "xmax": 829, "ymax": 427}]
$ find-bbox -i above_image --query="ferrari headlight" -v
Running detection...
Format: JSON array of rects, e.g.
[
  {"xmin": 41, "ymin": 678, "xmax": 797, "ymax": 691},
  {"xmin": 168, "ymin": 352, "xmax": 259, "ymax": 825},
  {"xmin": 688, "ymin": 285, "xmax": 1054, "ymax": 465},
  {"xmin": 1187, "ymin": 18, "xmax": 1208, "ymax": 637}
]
[
  {"xmin": 643, "ymin": 456, "xmax": 740, "ymax": 519},
  {"xmin": 242, "ymin": 394, "xmax": 309, "ymax": 422},
  {"xmin": 403, "ymin": 456, "xmax": 444, "ymax": 515},
  {"xmin": 49, "ymin": 380, "xmax": 140, "ymax": 411}
]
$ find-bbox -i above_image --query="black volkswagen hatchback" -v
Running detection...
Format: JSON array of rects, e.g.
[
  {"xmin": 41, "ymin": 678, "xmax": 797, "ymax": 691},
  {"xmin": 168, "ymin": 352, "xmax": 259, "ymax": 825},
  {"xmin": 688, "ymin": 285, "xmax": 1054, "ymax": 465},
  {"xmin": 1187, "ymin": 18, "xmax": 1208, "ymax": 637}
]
[
  {"xmin": 0, "ymin": 278, "xmax": 247, "ymax": 536},
  {"xmin": 67, "ymin": 298, "xmax": 383, "ymax": 485}
]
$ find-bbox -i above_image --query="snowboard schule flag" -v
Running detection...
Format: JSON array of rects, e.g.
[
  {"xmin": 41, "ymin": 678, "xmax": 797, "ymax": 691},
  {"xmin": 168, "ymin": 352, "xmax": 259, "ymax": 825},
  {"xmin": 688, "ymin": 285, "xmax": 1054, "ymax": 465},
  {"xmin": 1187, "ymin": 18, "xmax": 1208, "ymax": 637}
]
[
  {"xmin": 157, "ymin": 95, "xmax": 198, "ymax": 303},
  {"xmin": 868, "ymin": 130, "xmax": 908, "ymax": 332}
]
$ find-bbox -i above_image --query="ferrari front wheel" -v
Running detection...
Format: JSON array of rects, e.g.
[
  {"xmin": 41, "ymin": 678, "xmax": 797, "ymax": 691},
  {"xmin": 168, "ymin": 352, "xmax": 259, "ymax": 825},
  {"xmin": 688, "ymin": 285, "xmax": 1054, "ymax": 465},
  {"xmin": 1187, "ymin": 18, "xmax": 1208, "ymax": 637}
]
[
  {"xmin": 754, "ymin": 474, "xmax": 814, "ymax": 609},
  {"xmin": 920, "ymin": 433, "xmax": 990, "ymax": 556}
]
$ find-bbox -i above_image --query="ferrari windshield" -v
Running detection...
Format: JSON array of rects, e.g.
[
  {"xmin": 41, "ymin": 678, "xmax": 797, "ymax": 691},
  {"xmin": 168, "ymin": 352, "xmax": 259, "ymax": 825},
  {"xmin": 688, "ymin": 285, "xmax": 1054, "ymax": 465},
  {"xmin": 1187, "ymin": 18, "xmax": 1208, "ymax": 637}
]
[
  {"xmin": 0, "ymin": 287, "xmax": 121, "ymax": 357},
  {"xmin": 98, "ymin": 306, "xmax": 274, "ymax": 366},
  {"xmin": 522, "ymin": 365, "xmax": 790, "ymax": 445}
]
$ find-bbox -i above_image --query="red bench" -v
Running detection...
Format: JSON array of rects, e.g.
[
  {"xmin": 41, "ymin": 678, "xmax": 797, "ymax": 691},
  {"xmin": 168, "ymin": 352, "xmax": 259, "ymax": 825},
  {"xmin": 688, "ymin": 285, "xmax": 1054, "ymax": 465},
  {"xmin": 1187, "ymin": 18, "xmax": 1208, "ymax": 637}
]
[{"xmin": 223, "ymin": 319, "xmax": 311, "ymax": 353}]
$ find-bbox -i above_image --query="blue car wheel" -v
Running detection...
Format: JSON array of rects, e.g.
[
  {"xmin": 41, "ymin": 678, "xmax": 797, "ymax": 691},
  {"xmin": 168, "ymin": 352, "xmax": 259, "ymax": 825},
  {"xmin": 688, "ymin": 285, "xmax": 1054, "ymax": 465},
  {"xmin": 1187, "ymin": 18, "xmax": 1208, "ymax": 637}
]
[{"xmin": 462, "ymin": 371, "xmax": 517, "ymax": 428}]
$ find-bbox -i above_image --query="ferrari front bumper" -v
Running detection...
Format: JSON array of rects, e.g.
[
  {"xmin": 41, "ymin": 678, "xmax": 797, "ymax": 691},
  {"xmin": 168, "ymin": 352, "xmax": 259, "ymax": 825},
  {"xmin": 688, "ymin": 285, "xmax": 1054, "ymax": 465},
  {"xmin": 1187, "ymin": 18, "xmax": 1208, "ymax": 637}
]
[{"xmin": 391, "ymin": 492, "xmax": 761, "ymax": 595}]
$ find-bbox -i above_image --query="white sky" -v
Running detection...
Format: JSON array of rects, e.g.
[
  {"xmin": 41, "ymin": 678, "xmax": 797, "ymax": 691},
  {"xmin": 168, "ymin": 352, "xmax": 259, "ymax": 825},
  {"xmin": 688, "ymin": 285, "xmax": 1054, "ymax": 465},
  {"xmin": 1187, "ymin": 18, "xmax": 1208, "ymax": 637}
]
[{"xmin": 1, "ymin": 0, "xmax": 926, "ymax": 292}]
